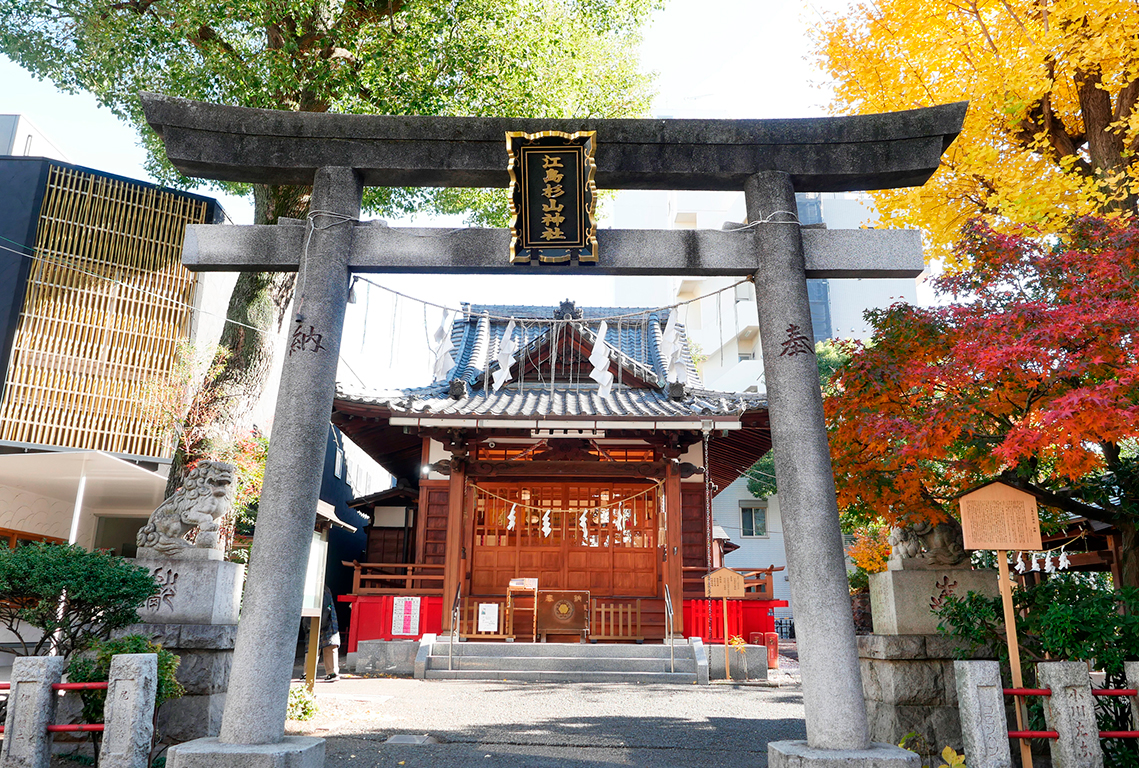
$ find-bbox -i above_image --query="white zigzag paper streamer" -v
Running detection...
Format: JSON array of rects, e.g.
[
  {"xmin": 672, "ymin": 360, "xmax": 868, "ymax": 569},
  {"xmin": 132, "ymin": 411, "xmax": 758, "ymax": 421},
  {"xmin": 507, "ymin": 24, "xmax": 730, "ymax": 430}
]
[
  {"xmin": 507, "ymin": 503, "xmax": 516, "ymax": 531},
  {"xmin": 542, "ymin": 510, "xmax": 552, "ymax": 538},
  {"xmin": 580, "ymin": 511, "xmax": 588, "ymax": 540},
  {"xmin": 492, "ymin": 318, "xmax": 518, "ymax": 391},
  {"xmin": 432, "ymin": 310, "xmax": 455, "ymax": 381},
  {"xmin": 588, "ymin": 321, "xmax": 615, "ymax": 398},
  {"xmin": 661, "ymin": 309, "xmax": 688, "ymax": 384}
]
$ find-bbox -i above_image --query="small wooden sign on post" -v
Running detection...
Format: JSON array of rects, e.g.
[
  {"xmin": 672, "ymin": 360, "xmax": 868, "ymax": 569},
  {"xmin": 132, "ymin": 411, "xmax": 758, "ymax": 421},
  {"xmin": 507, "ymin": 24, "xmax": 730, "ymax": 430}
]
[
  {"xmin": 705, "ymin": 568, "xmax": 745, "ymax": 679},
  {"xmin": 959, "ymin": 481, "xmax": 1042, "ymax": 768}
]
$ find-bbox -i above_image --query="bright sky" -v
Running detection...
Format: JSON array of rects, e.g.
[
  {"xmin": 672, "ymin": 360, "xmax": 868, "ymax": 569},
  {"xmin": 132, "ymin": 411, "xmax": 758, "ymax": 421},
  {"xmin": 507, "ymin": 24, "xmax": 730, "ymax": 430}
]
[{"xmin": 1, "ymin": 0, "xmax": 870, "ymax": 388}]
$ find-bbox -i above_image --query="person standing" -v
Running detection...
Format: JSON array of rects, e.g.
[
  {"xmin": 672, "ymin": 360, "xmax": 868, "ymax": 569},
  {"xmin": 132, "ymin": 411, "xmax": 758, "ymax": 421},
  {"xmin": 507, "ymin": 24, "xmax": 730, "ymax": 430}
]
[{"xmin": 320, "ymin": 587, "xmax": 341, "ymax": 681}]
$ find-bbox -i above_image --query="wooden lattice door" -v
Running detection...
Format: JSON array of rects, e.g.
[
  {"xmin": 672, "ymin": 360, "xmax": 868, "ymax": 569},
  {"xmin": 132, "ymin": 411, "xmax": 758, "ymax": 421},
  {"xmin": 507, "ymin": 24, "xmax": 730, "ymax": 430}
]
[{"xmin": 470, "ymin": 482, "xmax": 660, "ymax": 597}]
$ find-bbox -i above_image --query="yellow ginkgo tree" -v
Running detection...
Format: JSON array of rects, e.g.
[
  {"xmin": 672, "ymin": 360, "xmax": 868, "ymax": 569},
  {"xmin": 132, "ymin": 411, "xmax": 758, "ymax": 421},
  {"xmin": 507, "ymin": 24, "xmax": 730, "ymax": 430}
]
[{"xmin": 814, "ymin": 0, "xmax": 1139, "ymax": 265}]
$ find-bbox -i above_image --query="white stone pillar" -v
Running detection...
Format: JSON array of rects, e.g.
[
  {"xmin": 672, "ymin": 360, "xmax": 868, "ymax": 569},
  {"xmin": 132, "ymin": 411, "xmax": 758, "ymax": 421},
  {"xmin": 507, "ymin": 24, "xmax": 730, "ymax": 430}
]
[
  {"xmin": 0, "ymin": 655, "xmax": 64, "ymax": 768},
  {"xmin": 100, "ymin": 653, "xmax": 158, "ymax": 768},
  {"xmin": 954, "ymin": 660, "xmax": 1012, "ymax": 768},
  {"xmin": 1038, "ymin": 661, "xmax": 1104, "ymax": 768},
  {"xmin": 217, "ymin": 167, "xmax": 362, "ymax": 746}
]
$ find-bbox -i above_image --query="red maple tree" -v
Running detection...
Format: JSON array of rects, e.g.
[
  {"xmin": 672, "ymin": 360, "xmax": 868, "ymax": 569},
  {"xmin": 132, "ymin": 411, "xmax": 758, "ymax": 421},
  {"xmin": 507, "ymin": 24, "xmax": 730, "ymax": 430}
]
[{"xmin": 826, "ymin": 218, "xmax": 1139, "ymax": 588}]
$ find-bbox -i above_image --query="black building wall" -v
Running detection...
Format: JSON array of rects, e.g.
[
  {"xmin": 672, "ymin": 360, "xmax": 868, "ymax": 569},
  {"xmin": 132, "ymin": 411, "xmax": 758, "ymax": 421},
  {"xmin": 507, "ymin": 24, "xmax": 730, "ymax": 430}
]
[
  {"xmin": 0, "ymin": 158, "xmax": 50, "ymax": 403},
  {"xmin": 319, "ymin": 425, "xmax": 370, "ymax": 634}
]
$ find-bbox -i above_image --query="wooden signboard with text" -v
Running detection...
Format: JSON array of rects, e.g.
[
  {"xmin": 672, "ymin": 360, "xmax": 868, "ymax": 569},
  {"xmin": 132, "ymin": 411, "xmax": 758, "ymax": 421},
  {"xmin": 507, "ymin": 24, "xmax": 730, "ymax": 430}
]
[
  {"xmin": 960, "ymin": 482, "xmax": 1042, "ymax": 552},
  {"xmin": 704, "ymin": 568, "xmax": 745, "ymax": 679},
  {"xmin": 959, "ymin": 480, "xmax": 1042, "ymax": 768},
  {"xmin": 704, "ymin": 567, "xmax": 745, "ymax": 599}
]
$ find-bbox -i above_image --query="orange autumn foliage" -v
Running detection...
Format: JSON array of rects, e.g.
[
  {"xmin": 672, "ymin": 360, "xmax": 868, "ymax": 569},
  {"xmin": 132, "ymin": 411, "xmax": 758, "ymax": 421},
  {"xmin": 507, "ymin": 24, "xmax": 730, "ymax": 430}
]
[
  {"xmin": 826, "ymin": 218, "xmax": 1139, "ymax": 587},
  {"xmin": 848, "ymin": 527, "xmax": 891, "ymax": 575}
]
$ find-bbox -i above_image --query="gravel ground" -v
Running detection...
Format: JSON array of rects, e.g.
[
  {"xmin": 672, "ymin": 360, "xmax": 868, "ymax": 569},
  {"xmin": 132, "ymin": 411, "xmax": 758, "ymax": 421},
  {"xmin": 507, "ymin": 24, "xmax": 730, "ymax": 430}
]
[{"xmin": 286, "ymin": 672, "xmax": 807, "ymax": 768}]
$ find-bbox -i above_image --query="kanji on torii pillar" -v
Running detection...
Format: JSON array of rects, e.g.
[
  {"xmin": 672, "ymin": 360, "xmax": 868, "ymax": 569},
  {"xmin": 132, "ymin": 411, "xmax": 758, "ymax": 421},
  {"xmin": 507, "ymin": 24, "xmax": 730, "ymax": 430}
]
[{"xmin": 142, "ymin": 93, "xmax": 966, "ymax": 768}]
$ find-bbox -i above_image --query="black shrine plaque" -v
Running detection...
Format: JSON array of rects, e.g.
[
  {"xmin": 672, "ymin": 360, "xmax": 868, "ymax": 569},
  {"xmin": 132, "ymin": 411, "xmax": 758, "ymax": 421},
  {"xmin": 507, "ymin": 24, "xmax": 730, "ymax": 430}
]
[
  {"xmin": 535, "ymin": 590, "xmax": 590, "ymax": 634},
  {"xmin": 507, "ymin": 130, "xmax": 597, "ymax": 264}
]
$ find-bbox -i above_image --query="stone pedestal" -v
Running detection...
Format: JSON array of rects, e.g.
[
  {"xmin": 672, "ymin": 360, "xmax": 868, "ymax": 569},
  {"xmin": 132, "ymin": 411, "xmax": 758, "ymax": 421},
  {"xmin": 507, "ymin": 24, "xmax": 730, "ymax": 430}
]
[
  {"xmin": 870, "ymin": 568, "xmax": 998, "ymax": 635},
  {"xmin": 859, "ymin": 634, "xmax": 996, "ymax": 760},
  {"xmin": 134, "ymin": 558, "xmax": 243, "ymax": 626},
  {"xmin": 708, "ymin": 644, "xmax": 769, "ymax": 681},
  {"xmin": 121, "ymin": 554, "xmax": 242, "ymax": 743},
  {"xmin": 166, "ymin": 737, "xmax": 324, "ymax": 768},
  {"xmin": 115, "ymin": 623, "xmax": 237, "ymax": 743},
  {"xmin": 768, "ymin": 741, "xmax": 920, "ymax": 767}
]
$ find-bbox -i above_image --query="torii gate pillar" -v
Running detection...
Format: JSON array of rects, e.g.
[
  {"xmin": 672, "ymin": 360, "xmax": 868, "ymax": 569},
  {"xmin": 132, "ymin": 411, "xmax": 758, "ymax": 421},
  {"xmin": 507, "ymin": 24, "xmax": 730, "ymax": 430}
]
[{"xmin": 746, "ymin": 172, "xmax": 905, "ymax": 764}]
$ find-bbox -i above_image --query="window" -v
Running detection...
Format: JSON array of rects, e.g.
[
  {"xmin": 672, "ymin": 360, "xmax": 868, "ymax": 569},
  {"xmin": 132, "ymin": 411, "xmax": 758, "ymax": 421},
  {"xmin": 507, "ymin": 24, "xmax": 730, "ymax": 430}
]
[
  {"xmin": 741, "ymin": 507, "xmax": 767, "ymax": 537},
  {"xmin": 738, "ymin": 352, "xmax": 755, "ymax": 362}
]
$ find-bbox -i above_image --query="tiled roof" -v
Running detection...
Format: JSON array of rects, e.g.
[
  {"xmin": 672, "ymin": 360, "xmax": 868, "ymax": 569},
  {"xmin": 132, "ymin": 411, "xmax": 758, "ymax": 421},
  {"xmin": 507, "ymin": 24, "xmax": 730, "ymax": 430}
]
[
  {"xmin": 446, "ymin": 303, "xmax": 702, "ymax": 389},
  {"xmin": 335, "ymin": 383, "xmax": 765, "ymax": 421}
]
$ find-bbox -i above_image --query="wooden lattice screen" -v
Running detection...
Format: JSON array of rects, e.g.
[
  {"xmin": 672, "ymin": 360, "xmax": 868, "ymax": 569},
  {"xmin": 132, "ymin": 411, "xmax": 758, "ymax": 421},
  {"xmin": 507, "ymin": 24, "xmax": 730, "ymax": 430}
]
[{"xmin": 0, "ymin": 165, "xmax": 209, "ymax": 459}]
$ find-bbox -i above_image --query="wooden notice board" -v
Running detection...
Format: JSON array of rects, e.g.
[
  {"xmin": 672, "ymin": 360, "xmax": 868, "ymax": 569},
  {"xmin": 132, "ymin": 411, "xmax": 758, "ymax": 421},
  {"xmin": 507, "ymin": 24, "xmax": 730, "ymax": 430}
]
[
  {"xmin": 704, "ymin": 568, "xmax": 745, "ymax": 598},
  {"xmin": 959, "ymin": 481, "xmax": 1042, "ymax": 551}
]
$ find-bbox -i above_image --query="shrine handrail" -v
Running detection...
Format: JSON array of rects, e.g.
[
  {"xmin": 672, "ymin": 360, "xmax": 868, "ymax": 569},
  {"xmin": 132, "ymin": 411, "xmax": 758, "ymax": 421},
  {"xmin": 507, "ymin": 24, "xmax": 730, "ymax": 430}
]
[
  {"xmin": 663, "ymin": 584, "xmax": 675, "ymax": 674},
  {"xmin": 343, "ymin": 561, "xmax": 445, "ymax": 596},
  {"xmin": 449, "ymin": 583, "xmax": 461, "ymax": 671}
]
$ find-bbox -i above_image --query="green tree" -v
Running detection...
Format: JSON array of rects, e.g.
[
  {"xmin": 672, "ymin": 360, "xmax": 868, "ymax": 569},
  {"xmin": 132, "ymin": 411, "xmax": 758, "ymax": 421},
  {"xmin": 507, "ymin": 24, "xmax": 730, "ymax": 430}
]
[
  {"xmin": 0, "ymin": 543, "xmax": 158, "ymax": 658},
  {"xmin": 0, "ymin": 0, "xmax": 661, "ymax": 491}
]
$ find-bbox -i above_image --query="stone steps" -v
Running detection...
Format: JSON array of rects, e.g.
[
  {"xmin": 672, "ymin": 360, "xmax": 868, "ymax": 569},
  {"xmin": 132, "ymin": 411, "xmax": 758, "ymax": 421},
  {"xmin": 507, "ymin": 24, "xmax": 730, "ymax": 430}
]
[
  {"xmin": 417, "ymin": 638, "xmax": 708, "ymax": 684},
  {"xmin": 431, "ymin": 641, "xmax": 683, "ymax": 658},
  {"xmin": 424, "ymin": 669, "xmax": 699, "ymax": 684},
  {"xmin": 430, "ymin": 653, "xmax": 690, "ymax": 673}
]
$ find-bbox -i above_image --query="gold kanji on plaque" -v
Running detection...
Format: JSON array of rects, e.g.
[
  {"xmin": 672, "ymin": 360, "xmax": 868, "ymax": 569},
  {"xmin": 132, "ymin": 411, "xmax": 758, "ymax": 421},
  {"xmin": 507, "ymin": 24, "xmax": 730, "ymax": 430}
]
[{"xmin": 506, "ymin": 130, "xmax": 597, "ymax": 264}]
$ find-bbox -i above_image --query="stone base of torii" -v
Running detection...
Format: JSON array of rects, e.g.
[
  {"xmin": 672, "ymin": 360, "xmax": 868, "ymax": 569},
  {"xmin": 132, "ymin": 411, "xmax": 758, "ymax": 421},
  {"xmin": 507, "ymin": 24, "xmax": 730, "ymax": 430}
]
[{"xmin": 142, "ymin": 93, "xmax": 967, "ymax": 768}]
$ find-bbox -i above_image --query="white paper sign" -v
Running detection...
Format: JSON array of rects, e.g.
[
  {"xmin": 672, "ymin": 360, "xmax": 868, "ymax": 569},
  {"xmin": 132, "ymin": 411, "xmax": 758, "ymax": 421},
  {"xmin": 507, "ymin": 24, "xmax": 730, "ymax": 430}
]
[
  {"xmin": 391, "ymin": 596, "xmax": 421, "ymax": 636},
  {"xmin": 477, "ymin": 603, "xmax": 499, "ymax": 633}
]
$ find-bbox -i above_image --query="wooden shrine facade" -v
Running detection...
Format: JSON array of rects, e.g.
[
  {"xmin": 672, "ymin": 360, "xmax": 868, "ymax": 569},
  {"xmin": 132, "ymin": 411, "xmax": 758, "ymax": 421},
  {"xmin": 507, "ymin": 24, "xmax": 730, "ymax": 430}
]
[{"xmin": 332, "ymin": 302, "xmax": 771, "ymax": 640}]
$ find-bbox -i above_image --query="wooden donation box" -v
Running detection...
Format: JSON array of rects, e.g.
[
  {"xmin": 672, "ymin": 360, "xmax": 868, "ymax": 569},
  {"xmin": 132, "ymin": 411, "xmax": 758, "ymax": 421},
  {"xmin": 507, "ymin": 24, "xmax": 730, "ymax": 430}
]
[{"xmin": 536, "ymin": 590, "xmax": 590, "ymax": 639}]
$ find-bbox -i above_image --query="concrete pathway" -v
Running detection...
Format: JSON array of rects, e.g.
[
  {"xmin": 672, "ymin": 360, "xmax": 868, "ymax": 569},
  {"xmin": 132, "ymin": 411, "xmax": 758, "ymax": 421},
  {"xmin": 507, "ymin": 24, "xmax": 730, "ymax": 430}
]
[{"xmin": 287, "ymin": 675, "xmax": 807, "ymax": 767}]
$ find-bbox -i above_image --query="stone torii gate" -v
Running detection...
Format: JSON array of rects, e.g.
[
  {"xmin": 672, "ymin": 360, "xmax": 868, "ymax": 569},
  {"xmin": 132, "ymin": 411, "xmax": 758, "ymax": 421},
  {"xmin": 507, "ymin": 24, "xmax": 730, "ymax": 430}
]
[{"xmin": 143, "ymin": 93, "xmax": 966, "ymax": 768}]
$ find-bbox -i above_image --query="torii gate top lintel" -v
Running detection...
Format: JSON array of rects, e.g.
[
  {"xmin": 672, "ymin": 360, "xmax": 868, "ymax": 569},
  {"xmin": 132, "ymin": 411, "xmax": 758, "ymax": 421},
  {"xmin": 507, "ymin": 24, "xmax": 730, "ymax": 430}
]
[{"xmin": 140, "ymin": 93, "xmax": 967, "ymax": 192}]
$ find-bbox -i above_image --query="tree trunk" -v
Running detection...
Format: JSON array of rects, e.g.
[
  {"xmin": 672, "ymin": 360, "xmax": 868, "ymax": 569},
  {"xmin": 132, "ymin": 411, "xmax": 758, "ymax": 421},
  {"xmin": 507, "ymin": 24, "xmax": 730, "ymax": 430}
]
[
  {"xmin": 1116, "ymin": 517, "xmax": 1139, "ymax": 591},
  {"xmin": 164, "ymin": 183, "xmax": 312, "ymax": 497}
]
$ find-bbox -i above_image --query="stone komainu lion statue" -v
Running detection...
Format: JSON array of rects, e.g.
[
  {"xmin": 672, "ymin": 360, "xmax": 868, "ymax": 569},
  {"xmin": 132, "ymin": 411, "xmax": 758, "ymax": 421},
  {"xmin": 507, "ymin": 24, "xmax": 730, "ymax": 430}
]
[
  {"xmin": 888, "ymin": 518, "xmax": 968, "ymax": 568},
  {"xmin": 136, "ymin": 461, "xmax": 236, "ymax": 556}
]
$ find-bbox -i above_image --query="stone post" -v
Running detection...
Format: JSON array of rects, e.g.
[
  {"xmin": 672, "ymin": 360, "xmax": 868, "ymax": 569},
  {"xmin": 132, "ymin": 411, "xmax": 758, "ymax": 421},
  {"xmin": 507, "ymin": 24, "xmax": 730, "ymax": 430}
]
[
  {"xmin": 747, "ymin": 171, "xmax": 917, "ymax": 767},
  {"xmin": 1038, "ymin": 661, "xmax": 1104, "ymax": 768},
  {"xmin": 0, "ymin": 655, "xmax": 64, "ymax": 768},
  {"xmin": 1127, "ymin": 661, "xmax": 1139, "ymax": 732},
  {"xmin": 210, "ymin": 168, "xmax": 360, "ymax": 751},
  {"xmin": 100, "ymin": 654, "xmax": 158, "ymax": 768},
  {"xmin": 954, "ymin": 660, "xmax": 1012, "ymax": 768}
]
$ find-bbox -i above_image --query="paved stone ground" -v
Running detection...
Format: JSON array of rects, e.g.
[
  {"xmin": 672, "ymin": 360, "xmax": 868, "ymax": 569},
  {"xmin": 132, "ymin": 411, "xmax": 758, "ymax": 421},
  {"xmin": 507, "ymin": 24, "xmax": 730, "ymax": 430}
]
[{"xmin": 286, "ymin": 669, "xmax": 806, "ymax": 768}]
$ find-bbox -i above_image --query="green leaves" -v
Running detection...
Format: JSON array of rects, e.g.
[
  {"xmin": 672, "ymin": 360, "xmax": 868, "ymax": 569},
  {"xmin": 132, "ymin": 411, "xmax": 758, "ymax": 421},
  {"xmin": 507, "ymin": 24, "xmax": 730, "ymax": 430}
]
[
  {"xmin": 0, "ymin": 543, "xmax": 158, "ymax": 658},
  {"xmin": 0, "ymin": 0, "xmax": 658, "ymax": 219},
  {"xmin": 67, "ymin": 634, "xmax": 185, "ymax": 724},
  {"xmin": 934, "ymin": 572, "xmax": 1139, "ymax": 678}
]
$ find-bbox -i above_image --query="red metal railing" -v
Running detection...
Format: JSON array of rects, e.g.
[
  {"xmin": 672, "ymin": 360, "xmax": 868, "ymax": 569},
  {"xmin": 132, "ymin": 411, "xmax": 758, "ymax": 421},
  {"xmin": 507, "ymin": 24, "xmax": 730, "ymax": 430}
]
[
  {"xmin": 1002, "ymin": 685, "xmax": 1139, "ymax": 740},
  {"xmin": 0, "ymin": 681, "xmax": 108, "ymax": 734}
]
